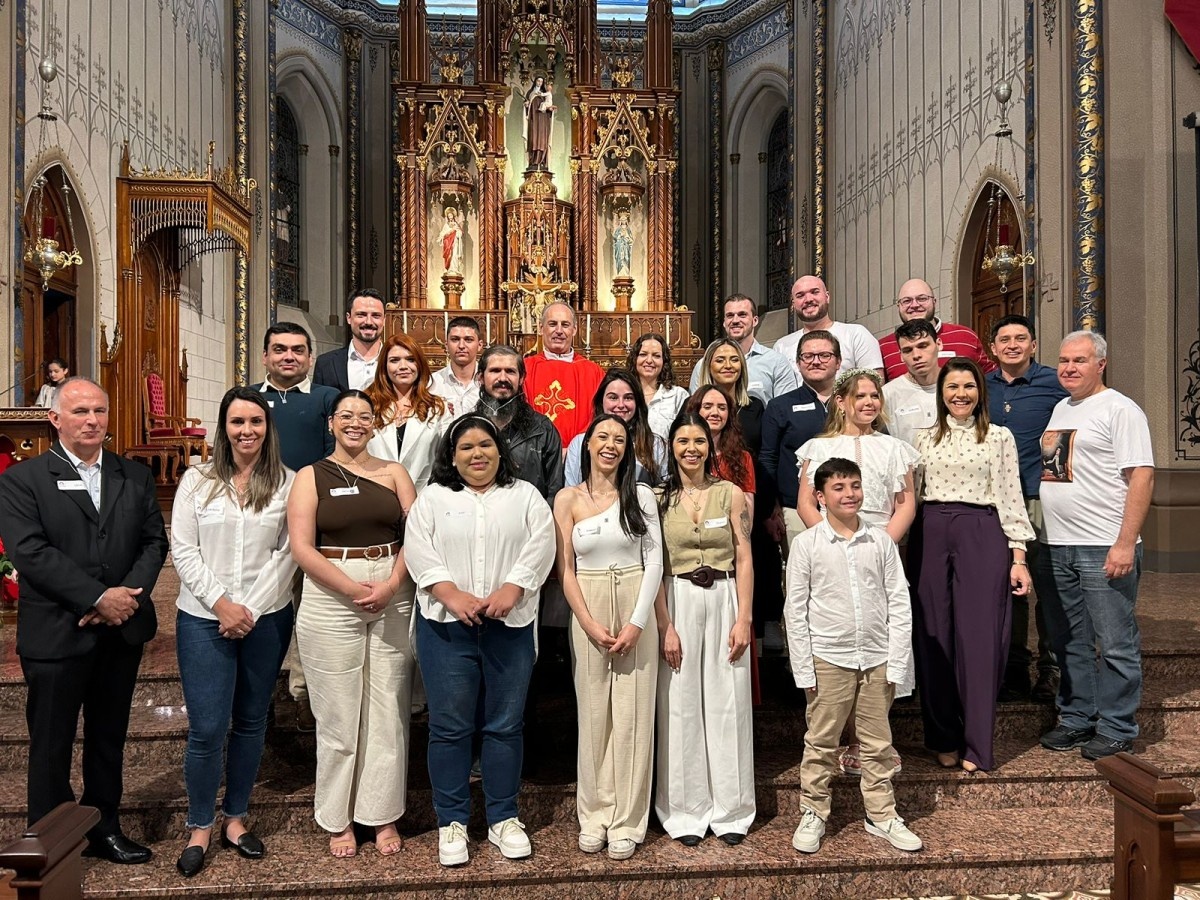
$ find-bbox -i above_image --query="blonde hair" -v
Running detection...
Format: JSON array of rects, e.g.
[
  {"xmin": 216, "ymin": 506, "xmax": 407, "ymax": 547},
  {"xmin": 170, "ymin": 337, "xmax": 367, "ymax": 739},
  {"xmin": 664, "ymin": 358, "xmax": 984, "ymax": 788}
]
[
  {"xmin": 819, "ymin": 368, "xmax": 888, "ymax": 438},
  {"xmin": 697, "ymin": 338, "xmax": 751, "ymax": 407}
]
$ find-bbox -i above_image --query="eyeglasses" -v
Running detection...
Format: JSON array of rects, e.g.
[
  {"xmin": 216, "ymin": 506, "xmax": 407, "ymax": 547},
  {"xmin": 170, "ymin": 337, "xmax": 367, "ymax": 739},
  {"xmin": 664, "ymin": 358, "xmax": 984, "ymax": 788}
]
[
  {"xmin": 334, "ymin": 413, "xmax": 374, "ymax": 425},
  {"xmin": 896, "ymin": 294, "xmax": 935, "ymax": 308},
  {"xmin": 799, "ymin": 351, "xmax": 837, "ymax": 363}
]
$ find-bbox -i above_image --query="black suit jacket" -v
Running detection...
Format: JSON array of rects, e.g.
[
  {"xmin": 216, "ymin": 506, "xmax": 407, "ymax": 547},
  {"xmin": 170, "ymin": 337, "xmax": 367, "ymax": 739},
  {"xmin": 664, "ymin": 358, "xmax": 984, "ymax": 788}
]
[
  {"xmin": 313, "ymin": 347, "xmax": 351, "ymax": 393},
  {"xmin": 0, "ymin": 444, "xmax": 168, "ymax": 660}
]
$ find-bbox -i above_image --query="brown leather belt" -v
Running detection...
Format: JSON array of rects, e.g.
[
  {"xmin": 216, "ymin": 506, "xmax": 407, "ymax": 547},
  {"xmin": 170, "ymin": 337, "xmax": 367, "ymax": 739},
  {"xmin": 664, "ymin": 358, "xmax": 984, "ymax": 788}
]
[
  {"xmin": 319, "ymin": 542, "xmax": 399, "ymax": 561},
  {"xmin": 674, "ymin": 565, "xmax": 733, "ymax": 588}
]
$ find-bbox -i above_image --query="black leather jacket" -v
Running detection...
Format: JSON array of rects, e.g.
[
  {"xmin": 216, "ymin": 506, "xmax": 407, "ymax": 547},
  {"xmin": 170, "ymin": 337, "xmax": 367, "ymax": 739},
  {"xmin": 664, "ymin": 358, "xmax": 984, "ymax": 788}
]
[{"xmin": 498, "ymin": 407, "xmax": 563, "ymax": 501}]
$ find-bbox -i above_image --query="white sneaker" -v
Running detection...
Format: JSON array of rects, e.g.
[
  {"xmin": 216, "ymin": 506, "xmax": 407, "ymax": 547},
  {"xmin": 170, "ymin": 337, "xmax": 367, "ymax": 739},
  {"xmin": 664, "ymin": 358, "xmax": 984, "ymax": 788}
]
[
  {"xmin": 578, "ymin": 833, "xmax": 605, "ymax": 853},
  {"xmin": 865, "ymin": 816, "xmax": 923, "ymax": 852},
  {"xmin": 607, "ymin": 838, "xmax": 636, "ymax": 860},
  {"xmin": 488, "ymin": 817, "xmax": 532, "ymax": 859},
  {"xmin": 763, "ymin": 620, "xmax": 786, "ymax": 652},
  {"xmin": 792, "ymin": 808, "xmax": 825, "ymax": 853},
  {"xmin": 438, "ymin": 821, "xmax": 469, "ymax": 867}
]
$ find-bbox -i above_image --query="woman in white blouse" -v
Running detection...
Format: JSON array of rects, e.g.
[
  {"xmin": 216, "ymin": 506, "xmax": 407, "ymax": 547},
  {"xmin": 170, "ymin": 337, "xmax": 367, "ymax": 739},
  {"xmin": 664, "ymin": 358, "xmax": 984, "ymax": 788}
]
[
  {"xmin": 405, "ymin": 415, "xmax": 556, "ymax": 868},
  {"xmin": 171, "ymin": 387, "xmax": 297, "ymax": 878},
  {"xmin": 911, "ymin": 358, "xmax": 1034, "ymax": 773},
  {"xmin": 796, "ymin": 368, "xmax": 918, "ymax": 543},
  {"xmin": 628, "ymin": 333, "xmax": 689, "ymax": 442},
  {"xmin": 554, "ymin": 414, "xmax": 663, "ymax": 861},
  {"xmin": 366, "ymin": 333, "xmax": 449, "ymax": 491}
]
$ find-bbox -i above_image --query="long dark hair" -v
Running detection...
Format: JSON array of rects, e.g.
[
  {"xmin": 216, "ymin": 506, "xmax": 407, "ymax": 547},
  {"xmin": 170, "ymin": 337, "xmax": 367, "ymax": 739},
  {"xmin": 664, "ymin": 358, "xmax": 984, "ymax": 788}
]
[
  {"xmin": 626, "ymin": 333, "xmax": 676, "ymax": 389},
  {"xmin": 658, "ymin": 412, "xmax": 718, "ymax": 515},
  {"xmin": 202, "ymin": 387, "xmax": 286, "ymax": 513},
  {"xmin": 697, "ymin": 338, "xmax": 751, "ymax": 407},
  {"xmin": 579, "ymin": 413, "xmax": 647, "ymax": 538},
  {"xmin": 430, "ymin": 415, "xmax": 517, "ymax": 491},
  {"xmin": 932, "ymin": 357, "xmax": 990, "ymax": 445},
  {"xmin": 593, "ymin": 368, "xmax": 659, "ymax": 482},
  {"xmin": 686, "ymin": 384, "xmax": 750, "ymax": 488}
]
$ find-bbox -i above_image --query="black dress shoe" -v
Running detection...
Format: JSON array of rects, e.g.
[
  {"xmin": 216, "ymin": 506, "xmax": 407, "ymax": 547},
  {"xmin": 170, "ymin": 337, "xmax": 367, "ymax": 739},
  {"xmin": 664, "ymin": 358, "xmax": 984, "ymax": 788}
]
[
  {"xmin": 719, "ymin": 832, "xmax": 745, "ymax": 846},
  {"xmin": 83, "ymin": 832, "xmax": 153, "ymax": 864},
  {"xmin": 676, "ymin": 834, "xmax": 702, "ymax": 847},
  {"xmin": 175, "ymin": 844, "xmax": 207, "ymax": 878},
  {"xmin": 222, "ymin": 829, "xmax": 266, "ymax": 859}
]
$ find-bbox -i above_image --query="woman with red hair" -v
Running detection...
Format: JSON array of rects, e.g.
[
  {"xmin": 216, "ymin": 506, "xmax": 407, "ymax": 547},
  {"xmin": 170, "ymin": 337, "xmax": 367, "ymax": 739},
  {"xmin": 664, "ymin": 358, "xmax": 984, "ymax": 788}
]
[{"xmin": 366, "ymin": 334, "xmax": 450, "ymax": 492}]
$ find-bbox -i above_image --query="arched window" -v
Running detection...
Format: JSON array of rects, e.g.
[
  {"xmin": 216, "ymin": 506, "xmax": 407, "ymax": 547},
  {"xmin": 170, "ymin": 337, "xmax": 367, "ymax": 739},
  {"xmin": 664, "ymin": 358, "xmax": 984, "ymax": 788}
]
[
  {"xmin": 765, "ymin": 110, "xmax": 792, "ymax": 310},
  {"xmin": 274, "ymin": 98, "xmax": 303, "ymax": 309}
]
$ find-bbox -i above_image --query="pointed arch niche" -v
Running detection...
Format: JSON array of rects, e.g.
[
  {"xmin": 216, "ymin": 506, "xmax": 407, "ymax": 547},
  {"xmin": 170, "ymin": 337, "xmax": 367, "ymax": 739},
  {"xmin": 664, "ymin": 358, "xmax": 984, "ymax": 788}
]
[{"xmin": 956, "ymin": 178, "xmax": 1029, "ymax": 351}]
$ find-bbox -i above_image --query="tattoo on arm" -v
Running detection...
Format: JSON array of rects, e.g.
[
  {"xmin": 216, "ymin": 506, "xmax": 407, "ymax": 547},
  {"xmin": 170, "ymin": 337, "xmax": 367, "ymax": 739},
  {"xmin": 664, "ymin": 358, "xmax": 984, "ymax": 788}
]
[{"xmin": 739, "ymin": 505, "xmax": 752, "ymax": 540}]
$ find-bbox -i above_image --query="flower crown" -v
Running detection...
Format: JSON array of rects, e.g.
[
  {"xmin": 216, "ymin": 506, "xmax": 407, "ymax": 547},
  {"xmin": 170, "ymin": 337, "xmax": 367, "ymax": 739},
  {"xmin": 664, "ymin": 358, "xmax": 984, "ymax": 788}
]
[{"xmin": 833, "ymin": 367, "xmax": 883, "ymax": 393}]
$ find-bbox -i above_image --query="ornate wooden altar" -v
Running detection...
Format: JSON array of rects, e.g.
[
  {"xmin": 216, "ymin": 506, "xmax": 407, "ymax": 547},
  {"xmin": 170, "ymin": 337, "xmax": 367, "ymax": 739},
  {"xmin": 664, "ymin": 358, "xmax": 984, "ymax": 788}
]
[
  {"xmin": 391, "ymin": 0, "xmax": 698, "ymax": 369},
  {"xmin": 0, "ymin": 407, "xmax": 54, "ymax": 460}
]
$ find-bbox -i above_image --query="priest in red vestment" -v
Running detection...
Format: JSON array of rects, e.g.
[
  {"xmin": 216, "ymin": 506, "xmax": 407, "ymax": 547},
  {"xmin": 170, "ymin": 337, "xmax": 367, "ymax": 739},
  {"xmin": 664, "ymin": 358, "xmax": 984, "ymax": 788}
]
[{"xmin": 523, "ymin": 302, "xmax": 605, "ymax": 447}]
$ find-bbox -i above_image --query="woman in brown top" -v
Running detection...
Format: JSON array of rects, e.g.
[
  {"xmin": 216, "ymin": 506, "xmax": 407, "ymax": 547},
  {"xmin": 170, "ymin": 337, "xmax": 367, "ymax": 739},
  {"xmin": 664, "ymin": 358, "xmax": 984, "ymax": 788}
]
[
  {"xmin": 653, "ymin": 413, "xmax": 755, "ymax": 847},
  {"xmin": 287, "ymin": 390, "xmax": 418, "ymax": 858}
]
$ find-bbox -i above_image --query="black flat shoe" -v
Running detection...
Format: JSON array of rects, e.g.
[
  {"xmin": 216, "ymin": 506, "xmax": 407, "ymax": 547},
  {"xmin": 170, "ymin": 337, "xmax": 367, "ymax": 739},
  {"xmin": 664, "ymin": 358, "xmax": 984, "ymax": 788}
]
[
  {"xmin": 222, "ymin": 830, "xmax": 266, "ymax": 859},
  {"xmin": 83, "ymin": 832, "xmax": 153, "ymax": 865},
  {"xmin": 175, "ymin": 844, "xmax": 207, "ymax": 878},
  {"xmin": 676, "ymin": 834, "xmax": 702, "ymax": 847},
  {"xmin": 719, "ymin": 832, "xmax": 745, "ymax": 846}
]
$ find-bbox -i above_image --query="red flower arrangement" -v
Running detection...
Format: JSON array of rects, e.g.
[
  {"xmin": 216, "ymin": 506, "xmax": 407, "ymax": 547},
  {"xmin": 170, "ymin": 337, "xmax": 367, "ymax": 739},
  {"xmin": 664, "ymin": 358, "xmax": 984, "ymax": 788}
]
[{"xmin": 0, "ymin": 536, "xmax": 17, "ymax": 606}]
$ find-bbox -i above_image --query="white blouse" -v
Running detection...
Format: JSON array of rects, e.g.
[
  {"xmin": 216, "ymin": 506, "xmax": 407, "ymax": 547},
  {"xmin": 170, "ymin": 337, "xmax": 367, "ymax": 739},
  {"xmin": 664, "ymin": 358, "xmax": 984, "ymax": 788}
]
[
  {"xmin": 171, "ymin": 466, "xmax": 297, "ymax": 621},
  {"xmin": 367, "ymin": 410, "xmax": 451, "ymax": 492},
  {"xmin": 571, "ymin": 484, "xmax": 664, "ymax": 630},
  {"xmin": 645, "ymin": 384, "xmax": 690, "ymax": 442},
  {"xmin": 796, "ymin": 432, "xmax": 919, "ymax": 529},
  {"xmin": 912, "ymin": 418, "xmax": 1035, "ymax": 548},
  {"xmin": 404, "ymin": 479, "xmax": 556, "ymax": 628}
]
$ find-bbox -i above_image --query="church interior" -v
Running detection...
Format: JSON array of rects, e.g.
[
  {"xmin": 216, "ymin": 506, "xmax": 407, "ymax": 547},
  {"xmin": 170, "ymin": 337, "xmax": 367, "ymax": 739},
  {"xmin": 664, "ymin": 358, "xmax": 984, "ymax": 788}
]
[{"xmin": 3, "ymin": 0, "xmax": 1200, "ymax": 897}]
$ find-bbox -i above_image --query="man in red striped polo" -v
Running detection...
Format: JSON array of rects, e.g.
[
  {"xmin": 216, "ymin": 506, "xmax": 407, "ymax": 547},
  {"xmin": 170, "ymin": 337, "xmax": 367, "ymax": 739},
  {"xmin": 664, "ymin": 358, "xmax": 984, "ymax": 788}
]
[{"xmin": 877, "ymin": 278, "xmax": 996, "ymax": 381}]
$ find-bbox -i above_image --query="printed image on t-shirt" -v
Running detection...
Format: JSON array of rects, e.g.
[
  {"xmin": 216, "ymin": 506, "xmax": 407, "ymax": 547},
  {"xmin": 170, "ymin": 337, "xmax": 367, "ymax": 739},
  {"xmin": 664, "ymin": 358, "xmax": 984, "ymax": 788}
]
[{"xmin": 1041, "ymin": 429, "xmax": 1076, "ymax": 483}]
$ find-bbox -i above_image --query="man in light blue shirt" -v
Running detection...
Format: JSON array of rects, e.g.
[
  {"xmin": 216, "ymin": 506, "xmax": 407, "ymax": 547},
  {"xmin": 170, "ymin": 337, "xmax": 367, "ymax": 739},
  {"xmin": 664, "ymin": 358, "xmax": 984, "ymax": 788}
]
[{"xmin": 690, "ymin": 293, "xmax": 798, "ymax": 404}]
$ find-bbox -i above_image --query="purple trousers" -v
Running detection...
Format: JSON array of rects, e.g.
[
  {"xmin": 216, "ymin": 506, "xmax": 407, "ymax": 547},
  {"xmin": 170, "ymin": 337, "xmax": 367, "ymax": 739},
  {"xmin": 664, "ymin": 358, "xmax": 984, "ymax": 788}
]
[{"xmin": 910, "ymin": 502, "xmax": 1012, "ymax": 771}]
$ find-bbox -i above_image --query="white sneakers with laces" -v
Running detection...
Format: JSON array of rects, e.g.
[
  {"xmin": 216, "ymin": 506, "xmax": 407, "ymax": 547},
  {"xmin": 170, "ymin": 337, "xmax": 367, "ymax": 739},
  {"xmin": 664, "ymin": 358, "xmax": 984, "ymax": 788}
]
[
  {"xmin": 864, "ymin": 815, "xmax": 923, "ymax": 851},
  {"xmin": 792, "ymin": 808, "xmax": 825, "ymax": 853},
  {"xmin": 438, "ymin": 821, "xmax": 469, "ymax": 867},
  {"xmin": 488, "ymin": 817, "xmax": 532, "ymax": 859}
]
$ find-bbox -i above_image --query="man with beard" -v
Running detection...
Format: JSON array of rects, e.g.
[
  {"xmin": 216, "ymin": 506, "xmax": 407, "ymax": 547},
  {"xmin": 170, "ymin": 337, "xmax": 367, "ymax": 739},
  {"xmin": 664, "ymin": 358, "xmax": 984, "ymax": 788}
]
[
  {"xmin": 689, "ymin": 293, "xmax": 798, "ymax": 404},
  {"xmin": 523, "ymin": 302, "xmax": 605, "ymax": 448},
  {"xmin": 876, "ymin": 278, "xmax": 995, "ymax": 381},
  {"xmin": 478, "ymin": 344, "xmax": 563, "ymax": 499},
  {"xmin": 314, "ymin": 288, "xmax": 386, "ymax": 391},
  {"xmin": 773, "ymin": 276, "xmax": 884, "ymax": 379}
]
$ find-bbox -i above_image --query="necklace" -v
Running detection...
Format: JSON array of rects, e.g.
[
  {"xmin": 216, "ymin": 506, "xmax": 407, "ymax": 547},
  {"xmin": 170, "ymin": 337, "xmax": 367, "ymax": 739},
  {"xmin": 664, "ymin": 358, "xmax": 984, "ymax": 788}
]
[{"xmin": 682, "ymin": 482, "xmax": 707, "ymax": 513}]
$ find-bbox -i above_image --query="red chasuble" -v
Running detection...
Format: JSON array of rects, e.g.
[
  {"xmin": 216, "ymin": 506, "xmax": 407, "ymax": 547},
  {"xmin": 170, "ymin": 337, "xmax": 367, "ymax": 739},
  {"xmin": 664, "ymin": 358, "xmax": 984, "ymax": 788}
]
[{"xmin": 523, "ymin": 353, "xmax": 606, "ymax": 446}]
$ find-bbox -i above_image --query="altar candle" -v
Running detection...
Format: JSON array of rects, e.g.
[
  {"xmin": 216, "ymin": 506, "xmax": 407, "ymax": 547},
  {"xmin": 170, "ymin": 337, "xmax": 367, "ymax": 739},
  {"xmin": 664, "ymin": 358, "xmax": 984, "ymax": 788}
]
[
  {"xmin": 586, "ymin": 313, "xmax": 592, "ymax": 347},
  {"xmin": 486, "ymin": 315, "xmax": 492, "ymax": 344},
  {"xmin": 444, "ymin": 310, "xmax": 449, "ymax": 337},
  {"xmin": 665, "ymin": 313, "xmax": 670, "ymax": 346},
  {"xmin": 403, "ymin": 311, "xmax": 409, "ymax": 333},
  {"xmin": 625, "ymin": 314, "xmax": 631, "ymax": 347}
]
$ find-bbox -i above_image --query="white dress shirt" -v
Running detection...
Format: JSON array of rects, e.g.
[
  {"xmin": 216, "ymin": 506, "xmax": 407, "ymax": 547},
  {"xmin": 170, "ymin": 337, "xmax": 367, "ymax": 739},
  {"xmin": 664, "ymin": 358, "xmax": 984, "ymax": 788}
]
[
  {"xmin": 784, "ymin": 517, "xmax": 914, "ymax": 696},
  {"xmin": 404, "ymin": 479, "xmax": 556, "ymax": 628},
  {"xmin": 646, "ymin": 384, "xmax": 690, "ymax": 441},
  {"xmin": 171, "ymin": 466, "xmax": 298, "ymax": 621},
  {"xmin": 59, "ymin": 444, "xmax": 102, "ymax": 511},
  {"xmin": 430, "ymin": 365, "xmax": 480, "ymax": 418},
  {"xmin": 347, "ymin": 343, "xmax": 381, "ymax": 391}
]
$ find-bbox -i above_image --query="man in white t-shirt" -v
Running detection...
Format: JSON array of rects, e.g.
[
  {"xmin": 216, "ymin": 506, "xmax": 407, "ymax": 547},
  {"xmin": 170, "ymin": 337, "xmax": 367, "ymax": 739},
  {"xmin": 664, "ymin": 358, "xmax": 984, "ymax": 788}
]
[
  {"xmin": 430, "ymin": 315, "xmax": 482, "ymax": 418},
  {"xmin": 1037, "ymin": 331, "xmax": 1154, "ymax": 762},
  {"xmin": 881, "ymin": 320, "xmax": 939, "ymax": 447},
  {"xmin": 773, "ymin": 275, "xmax": 884, "ymax": 380}
]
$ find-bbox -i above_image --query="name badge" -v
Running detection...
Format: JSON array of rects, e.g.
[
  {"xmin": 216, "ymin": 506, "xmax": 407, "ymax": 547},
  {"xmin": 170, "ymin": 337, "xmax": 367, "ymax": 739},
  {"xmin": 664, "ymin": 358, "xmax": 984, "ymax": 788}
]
[
  {"xmin": 749, "ymin": 380, "xmax": 764, "ymax": 389},
  {"xmin": 703, "ymin": 516, "xmax": 728, "ymax": 529},
  {"xmin": 897, "ymin": 405, "xmax": 922, "ymax": 416},
  {"xmin": 577, "ymin": 524, "xmax": 601, "ymax": 537},
  {"xmin": 937, "ymin": 350, "xmax": 956, "ymax": 358},
  {"xmin": 57, "ymin": 480, "xmax": 87, "ymax": 491},
  {"xmin": 330, "ymin": 486, "xmax": 360, "ymax": 497},
  {"xmin": 198, "ymin": 505, "xmax": 225, "ymax": 523},
  {"xmin": 444, "ymin": 509, "xmax": 469, "ymax": 517},
  {"xmin": 793, "ymin": 402, "xmax": 816, "ymax": 412}
]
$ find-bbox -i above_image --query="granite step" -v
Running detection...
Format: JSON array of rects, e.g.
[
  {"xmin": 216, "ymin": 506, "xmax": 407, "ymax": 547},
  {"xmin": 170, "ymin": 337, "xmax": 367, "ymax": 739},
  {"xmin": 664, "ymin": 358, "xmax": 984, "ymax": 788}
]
[{"xmin": 71, "ymin": 803, "xmax": 1114, "ymax": 900}]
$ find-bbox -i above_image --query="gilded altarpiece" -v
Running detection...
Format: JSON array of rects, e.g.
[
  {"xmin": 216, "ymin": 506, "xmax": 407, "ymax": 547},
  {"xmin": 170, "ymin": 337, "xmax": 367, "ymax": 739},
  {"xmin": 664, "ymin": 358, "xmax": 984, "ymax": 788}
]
[{"xmin": 391, "ymin": 0, "xmax": 698, "ymax": 374}]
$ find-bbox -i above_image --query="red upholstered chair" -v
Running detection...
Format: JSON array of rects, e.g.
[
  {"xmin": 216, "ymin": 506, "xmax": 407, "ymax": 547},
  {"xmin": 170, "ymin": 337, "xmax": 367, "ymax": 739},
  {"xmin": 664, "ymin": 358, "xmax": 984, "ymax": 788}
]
[{"xmin": 142, "ymin": 359, "xmax": 209, "ymax": 463}]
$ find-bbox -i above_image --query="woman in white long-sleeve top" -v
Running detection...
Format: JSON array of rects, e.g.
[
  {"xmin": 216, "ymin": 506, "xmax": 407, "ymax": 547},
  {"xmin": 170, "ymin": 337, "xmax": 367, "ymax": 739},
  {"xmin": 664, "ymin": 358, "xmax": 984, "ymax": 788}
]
[
  {"xmin": 404, "ymin": 415, "xmax": 556, "ymax": 868},
  {"xmin": 553, "ymin": 414, "xmax": 663, "ymax": 861},
  {"xmin": 171, "ymin": 387, "xmax": 297, "ymax": 878}
]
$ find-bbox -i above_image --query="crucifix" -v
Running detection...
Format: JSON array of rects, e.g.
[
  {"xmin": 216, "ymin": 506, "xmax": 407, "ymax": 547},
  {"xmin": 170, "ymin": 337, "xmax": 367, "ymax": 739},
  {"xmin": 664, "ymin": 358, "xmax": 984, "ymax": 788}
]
[{"xmin": 501, "ymin": 244, "xmax": 578, "ymax": 334}]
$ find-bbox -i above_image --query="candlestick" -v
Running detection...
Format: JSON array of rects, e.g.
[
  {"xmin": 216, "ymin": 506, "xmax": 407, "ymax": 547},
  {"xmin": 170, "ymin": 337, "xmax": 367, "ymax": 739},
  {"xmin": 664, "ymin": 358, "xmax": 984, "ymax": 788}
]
[
  {"xmin": 486, "ymin": 314, "xmax": 492, "ymax": 345},
  {"xmin": 665, "ymin": 313, "xmax": 670, "ymax": 347},
  {"xmin": 625, "ymin": 314, "xmax": 631, "ymax": 347},
  {"xmin": 586, "ymin": 313, "xmax": 592, "ymax": 349}
]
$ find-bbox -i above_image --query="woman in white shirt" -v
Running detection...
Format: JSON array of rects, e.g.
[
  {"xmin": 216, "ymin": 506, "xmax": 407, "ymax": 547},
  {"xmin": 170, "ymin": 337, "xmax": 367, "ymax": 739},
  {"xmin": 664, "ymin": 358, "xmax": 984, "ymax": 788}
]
[
  {"xmin": 911, "ymin": 358, "xmax": 1034, "ymax": 773},
  {"xmin": 366, "ymin": 333, "xmax": 449, "ymax": 491},
  {"xmin": 796, "ymin": 368, "xmax": 919, "ymax": 543},
  {"xmin": 171, "ymin": 387, "xmax": 297, "ymax": 878},
  {"xmin": 554, "ymin": 414, "xmax": 663, "ymax": 861},
  {"xmin": 628, "ymin": 333, "xmax": 689, "ymax": 441},
  {"xmin": 405, "ymin": 415, "xmax": 556, "ymax": 868}
]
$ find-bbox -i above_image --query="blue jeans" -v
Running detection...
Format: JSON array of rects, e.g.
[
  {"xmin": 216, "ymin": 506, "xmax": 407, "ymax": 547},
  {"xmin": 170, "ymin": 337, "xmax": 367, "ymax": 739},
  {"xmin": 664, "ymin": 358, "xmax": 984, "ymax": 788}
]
[
  {"xmin": 415, "ymin": 615, "xmax": 535, "ymax": 827},
  {"xmin": 1044, "ymin": 544, "xmax": 1143, "ymax": 742},
  {"xmin": 177, "ymin": 606, "xmax": 295, "ymax": 829}
]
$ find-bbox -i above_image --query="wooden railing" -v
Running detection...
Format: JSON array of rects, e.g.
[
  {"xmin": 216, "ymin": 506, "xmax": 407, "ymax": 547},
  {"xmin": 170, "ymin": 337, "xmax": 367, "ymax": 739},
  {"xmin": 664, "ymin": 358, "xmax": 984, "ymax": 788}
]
[
  {"xmin": 1096, "ymin": 752, "xmax": 1200, "ymax": 900},
  {"xmin": 0, "ymin": 804, "xmax": 98, "ymax": 900}
]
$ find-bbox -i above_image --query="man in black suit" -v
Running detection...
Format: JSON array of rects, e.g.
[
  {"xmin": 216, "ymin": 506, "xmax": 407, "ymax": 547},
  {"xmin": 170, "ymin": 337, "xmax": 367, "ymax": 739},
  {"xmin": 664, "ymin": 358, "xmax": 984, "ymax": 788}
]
[
  {"xmin": 0, "ymin": 378, "xmax": 168, "ymax": 863},
  {"xmin": 312, "ymin": 287, "xmax": 386, "ymax": 392}
]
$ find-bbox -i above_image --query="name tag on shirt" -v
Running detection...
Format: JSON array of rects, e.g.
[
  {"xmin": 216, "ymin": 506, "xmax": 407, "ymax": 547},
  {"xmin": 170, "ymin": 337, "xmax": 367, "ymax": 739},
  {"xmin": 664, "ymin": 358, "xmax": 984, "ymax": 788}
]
[
  {"xmin": 330, "ymin": 486, "xmax": 360, "ymax": 497},
  {"xmin": 896, "ymin": 405, "xmax": 922, "ymax": 416},
  {"xmin": 577, "ymin": 524, "xmax": 602, "ymax": 537},
  {"xmin": 937, "ymin": 350, "xmax": 956, "ymax": 358},
  {"xmin": 749, "ymin": 380, "xmax": 764, "ymax": 389},
  {"xmin": 444, "ymin": 509, "xmax": 469, "ymax": 517},
  {"xmin": 57, "ymin": 480, "xmax": 86, "ymax": 491},
  {"xmin": 703, "ymin": 516, "xmax": 728, "ymax": 529},
  {"xmin": 198, "ymin": 505, "xmax": 225, "ymax": 523},
  {"xmin": 793, "ymin": 402, "xmax": 816, "ymax": 412}
]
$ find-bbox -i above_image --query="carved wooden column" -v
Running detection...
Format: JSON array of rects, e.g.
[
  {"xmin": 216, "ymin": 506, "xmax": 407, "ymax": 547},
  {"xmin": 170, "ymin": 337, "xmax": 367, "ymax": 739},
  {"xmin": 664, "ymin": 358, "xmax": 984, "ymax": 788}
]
[
  {"xmin": 344, "ymin": 29, "xmax": 363, "ymax": 293},
  {"xmin": 395, "ymin": 0, "xmax": 429, "ymax": 307}
]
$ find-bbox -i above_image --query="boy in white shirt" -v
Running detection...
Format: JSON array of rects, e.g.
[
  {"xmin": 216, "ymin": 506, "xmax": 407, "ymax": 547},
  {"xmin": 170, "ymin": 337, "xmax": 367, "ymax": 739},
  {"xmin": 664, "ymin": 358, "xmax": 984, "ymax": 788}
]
[{"xmin": 785, "ymin": 457, "xmax": 922, "ymax": 854}]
